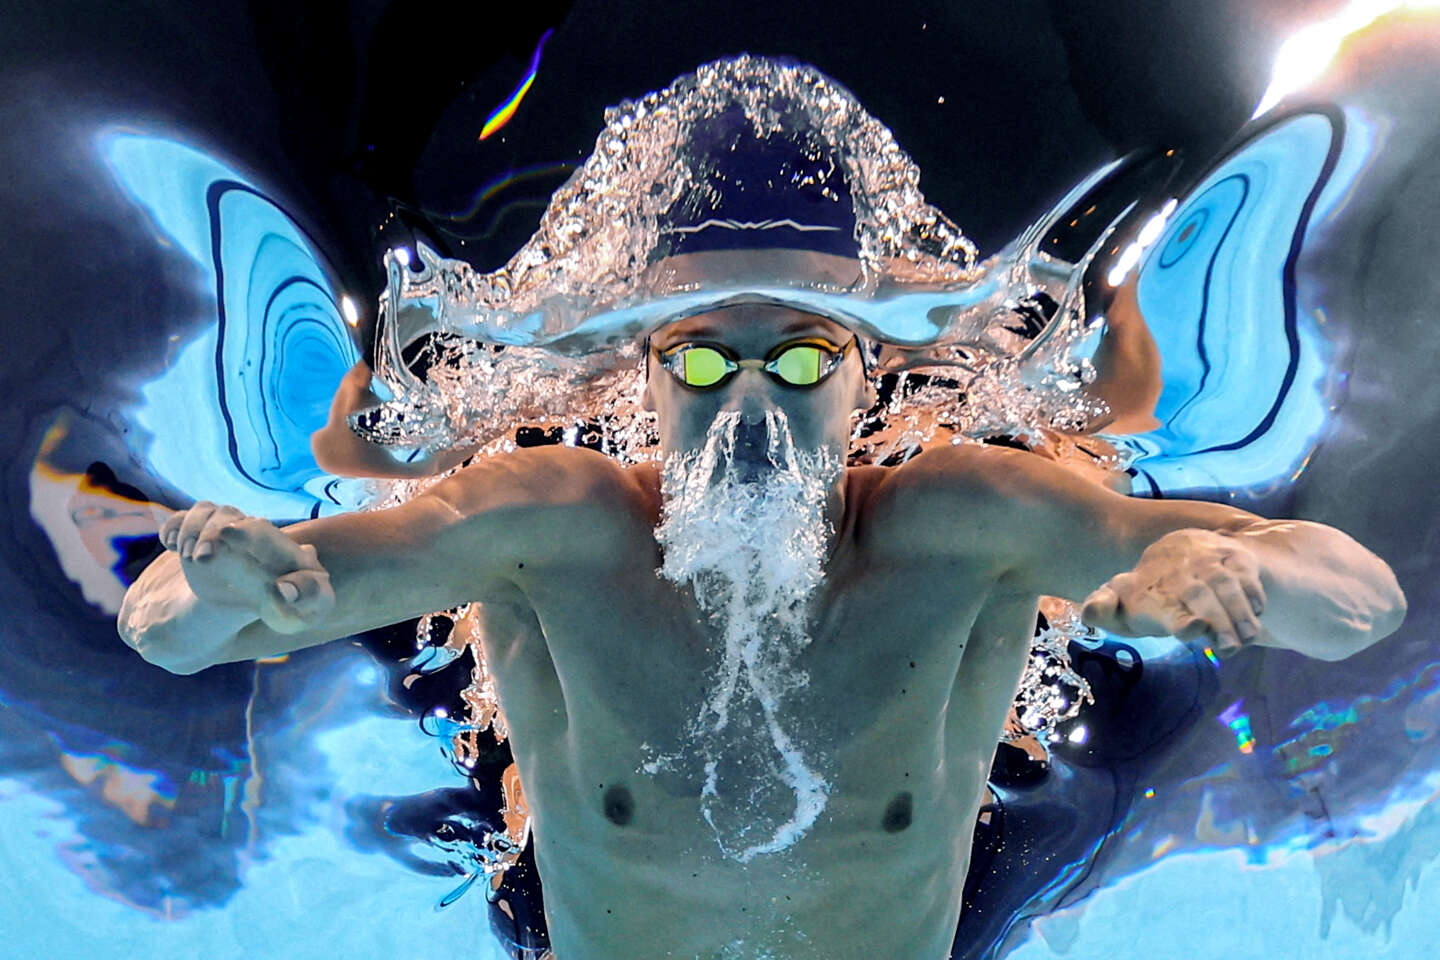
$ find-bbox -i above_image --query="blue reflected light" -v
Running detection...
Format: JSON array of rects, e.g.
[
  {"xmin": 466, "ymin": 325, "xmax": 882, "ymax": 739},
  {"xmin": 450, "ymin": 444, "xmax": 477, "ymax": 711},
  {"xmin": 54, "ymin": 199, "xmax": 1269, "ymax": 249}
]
[
  {"xmin": 98, "ymin": 131, "xmax": 366, "ymax": 518},
  {"xmin": 1110, "ymin": 113, "xmax": 1348, "ymax": 496}
]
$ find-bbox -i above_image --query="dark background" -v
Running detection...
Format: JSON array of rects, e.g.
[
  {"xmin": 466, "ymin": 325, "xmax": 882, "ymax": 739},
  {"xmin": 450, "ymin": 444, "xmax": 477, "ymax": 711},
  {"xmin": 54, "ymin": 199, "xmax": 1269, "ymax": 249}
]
[{"xmin": 0, "ymin": 0, "xmax": 1338, "ymax": 367}]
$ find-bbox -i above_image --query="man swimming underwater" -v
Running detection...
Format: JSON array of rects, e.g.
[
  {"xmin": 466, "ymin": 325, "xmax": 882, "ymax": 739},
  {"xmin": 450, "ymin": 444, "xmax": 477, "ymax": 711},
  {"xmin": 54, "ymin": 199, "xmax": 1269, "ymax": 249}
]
[{"xmin": 119, "ymin": 62, "xmax": 1407, "ymax": 960}]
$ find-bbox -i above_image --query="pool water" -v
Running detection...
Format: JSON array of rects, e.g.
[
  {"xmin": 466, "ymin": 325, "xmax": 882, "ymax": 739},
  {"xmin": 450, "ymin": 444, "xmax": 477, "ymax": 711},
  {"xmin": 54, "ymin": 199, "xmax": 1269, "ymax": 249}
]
[{"xmin": 3, "ymin": 3, "xmax": 1439, "ymax": 958}]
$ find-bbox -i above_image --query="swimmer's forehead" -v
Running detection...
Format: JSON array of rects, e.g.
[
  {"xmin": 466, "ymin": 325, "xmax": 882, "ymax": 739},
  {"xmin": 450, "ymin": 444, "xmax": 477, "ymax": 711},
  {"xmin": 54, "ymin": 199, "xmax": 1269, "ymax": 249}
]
[
  {"xmin": 651, "ymin": 306, "xmax": 853, "ymax": 349},
  {"xmin": 645, "ymin": 249, "xmax": 862, "ymax": 349}
]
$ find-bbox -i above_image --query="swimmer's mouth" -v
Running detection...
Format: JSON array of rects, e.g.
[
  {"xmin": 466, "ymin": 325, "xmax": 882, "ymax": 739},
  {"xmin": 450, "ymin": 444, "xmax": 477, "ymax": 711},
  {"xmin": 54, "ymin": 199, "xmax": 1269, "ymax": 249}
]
[
  {"xmin": 730, "ymin": 423, "xmax": 775, "ymax": 476},
  {"xmin": 734, "ymin": 440, "xmax": 770, "ymax": 464}
]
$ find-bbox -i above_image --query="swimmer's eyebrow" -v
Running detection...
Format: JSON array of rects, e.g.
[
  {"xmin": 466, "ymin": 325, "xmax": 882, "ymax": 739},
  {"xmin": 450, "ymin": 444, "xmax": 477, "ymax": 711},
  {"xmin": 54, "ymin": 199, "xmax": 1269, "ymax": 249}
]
[
  {"xmin": 778, "ymin": 317, "xmax": 845, "ymax": 337},
  {"xmin": 660, "ymin": 317, "xmax": 842, "ymax": 343}
]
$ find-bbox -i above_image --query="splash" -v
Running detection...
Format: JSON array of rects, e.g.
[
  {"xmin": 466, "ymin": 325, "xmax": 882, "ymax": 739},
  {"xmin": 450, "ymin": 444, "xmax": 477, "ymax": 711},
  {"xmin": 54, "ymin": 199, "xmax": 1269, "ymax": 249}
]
[
  {"xmin": 649, "ymin": 410, "xmax": 841, "ymax": 861},
  {"xmin": 1005, "ymin": 598, "xmax": 1097, "ymax": 745},
  {"xmin": 409, "ymin": 603, "xmax": 532, "ymax": 899},
  {"xmin": 351, "ymin": 54, "xmax": 1117, "ymax": 470}
]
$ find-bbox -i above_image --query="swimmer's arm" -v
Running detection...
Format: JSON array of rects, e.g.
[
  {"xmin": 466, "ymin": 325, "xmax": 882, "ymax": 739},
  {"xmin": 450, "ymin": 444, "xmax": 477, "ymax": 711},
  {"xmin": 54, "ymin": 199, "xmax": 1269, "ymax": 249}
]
[
  {"xmin": 127, "ymin": 446, "xmax": 616, "ymax": 673},
  {"xmin": 311, "ymin": 360, "xmax": 478, "ymax": 478},
  {"xmin": 122, "ymin": 493, "xmax": 492, "ymax": 673},
  {"xmin": 901, "ymin": 444, "xmax": 1407, "ymax": 661},
  {"xmin": 1078, "ymin": 276, "xmax": 1164, "ymax": 434}
]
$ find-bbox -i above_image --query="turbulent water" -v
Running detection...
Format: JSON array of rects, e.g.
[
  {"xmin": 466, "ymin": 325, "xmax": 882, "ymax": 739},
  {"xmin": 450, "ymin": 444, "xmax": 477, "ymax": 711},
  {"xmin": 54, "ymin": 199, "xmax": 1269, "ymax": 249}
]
[
  {"xmin": 351, "ymin": 54, "xmax": 1115, "ymax": 471},
  {"xmin": 649, "ymin": 410, "xmax": 842, "ymax": 861}
]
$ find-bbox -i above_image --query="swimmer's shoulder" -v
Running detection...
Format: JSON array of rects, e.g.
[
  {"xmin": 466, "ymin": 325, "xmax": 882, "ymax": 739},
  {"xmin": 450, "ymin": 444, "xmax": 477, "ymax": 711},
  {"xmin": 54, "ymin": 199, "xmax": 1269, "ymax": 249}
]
[
  {"xmin": 865, "ymin": 442, "xmax": 1016, "ymax": 505},
  {"xmin": 419, "ymin": 445, "xmax": 653, "ymax": 570},
  {"xmin": 426, "ymin": 444, "xmax": 630, "ymax": 514},
  {"xmin": 857, "ymin": 443, "xmax": 1046, "ymax": 553}
]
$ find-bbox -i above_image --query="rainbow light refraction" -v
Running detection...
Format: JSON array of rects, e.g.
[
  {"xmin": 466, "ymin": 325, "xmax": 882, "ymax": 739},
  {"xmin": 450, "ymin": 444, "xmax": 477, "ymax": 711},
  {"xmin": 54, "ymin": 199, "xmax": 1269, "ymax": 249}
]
[
  {"xmin": 480, "ymin": 29, "xmax": 554, "ymax": 140},
  {"xmin": 1218, "ymin": 699, "xmax": 1256, "ymax": 755}
]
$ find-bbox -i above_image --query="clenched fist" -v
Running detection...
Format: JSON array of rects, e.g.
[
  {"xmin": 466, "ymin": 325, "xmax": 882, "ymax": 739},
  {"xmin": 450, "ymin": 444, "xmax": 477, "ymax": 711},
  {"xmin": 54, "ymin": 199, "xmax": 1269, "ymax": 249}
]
[
  {"xmin": 159, "ymin": 501, "xmax": 335, "ymax": 635},
  {"xmin": 1081, "ymin": 528, "xmax": 1268, "ymax": 654}
]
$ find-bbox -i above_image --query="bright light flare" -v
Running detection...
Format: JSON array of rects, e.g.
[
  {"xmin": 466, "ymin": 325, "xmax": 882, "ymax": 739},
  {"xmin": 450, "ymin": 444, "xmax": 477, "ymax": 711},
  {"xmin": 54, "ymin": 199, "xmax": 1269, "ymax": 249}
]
[
  {"xmin": 340, "ymin": 295, "xmax": 359, "ymax": 326},
  {"xmin": 1218, "ymin": 699, "xmax": 1257, "ymax": 754},
  {"xmin": 1254, "ymin": 1, "xmax": 1440, "ymax": 118},
  {"xmin": 1107, "ymin": 198, "xmax": 1177, "ymax": 288}
]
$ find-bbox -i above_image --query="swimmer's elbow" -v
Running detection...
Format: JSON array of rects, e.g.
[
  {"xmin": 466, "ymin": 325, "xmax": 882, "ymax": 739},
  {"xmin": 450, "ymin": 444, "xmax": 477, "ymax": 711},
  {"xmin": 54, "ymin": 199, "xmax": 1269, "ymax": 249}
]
[
  {"xmin": 1328, "ymin": 564, "xmax": 1409, "ymax": 659},
  {"xmin": 128, "ymin": 617, "xmax": 346, "ymax": 675},
  {"xmin": 1265, "ymin": 591, "xmax": 1408, "ymax": 663},
  {"xmin": 147, "ymin": 651, "xmax": 212, "ymax": 676},
  {"xmin": 1379, "ymin": 569, "xmax": 1409, "ymax": 640},
  {"xmin": 1349, "ymin": 585, "xmax": 1409, "ymax": 657},
  {"xmin": 121, "ymin": 620, "xmax": 219, "ymax": 675},
  {"xmin": 117, "ymin": 566, "xmax": 258, "ymax": 675}
]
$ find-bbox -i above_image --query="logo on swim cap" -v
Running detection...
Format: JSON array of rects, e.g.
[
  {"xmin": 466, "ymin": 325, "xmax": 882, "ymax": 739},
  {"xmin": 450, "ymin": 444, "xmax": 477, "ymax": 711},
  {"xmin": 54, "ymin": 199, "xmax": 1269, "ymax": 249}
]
[{"xmin": 660, "ymin": 107, "xmax": 860, "ymax": 260}]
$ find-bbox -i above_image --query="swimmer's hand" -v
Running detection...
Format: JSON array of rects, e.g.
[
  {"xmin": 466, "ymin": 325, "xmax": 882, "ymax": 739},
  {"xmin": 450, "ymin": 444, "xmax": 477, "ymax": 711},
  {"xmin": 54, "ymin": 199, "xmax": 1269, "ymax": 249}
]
[
  {"xmin": 159, "ymin": 502, "xmax": 335, "ymax": 635},
  {"xmin": 1080, "ymin": 528, "xmax": 1267, "ymax": 655}
]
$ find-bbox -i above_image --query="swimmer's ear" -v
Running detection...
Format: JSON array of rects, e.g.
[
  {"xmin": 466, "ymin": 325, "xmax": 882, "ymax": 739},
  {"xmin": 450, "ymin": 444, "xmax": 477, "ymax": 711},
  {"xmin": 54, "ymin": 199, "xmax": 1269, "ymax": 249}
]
[
  {"xmin": 645, "ymin": 356, "xmax": 659, "ymax": 414},
  {"xmin": 640, "ymin": 338, "xmax": 658, "ymax": 413},
  {"xmin": 854, "ymin": 372, "xmax": 878, "ymax": 413}
]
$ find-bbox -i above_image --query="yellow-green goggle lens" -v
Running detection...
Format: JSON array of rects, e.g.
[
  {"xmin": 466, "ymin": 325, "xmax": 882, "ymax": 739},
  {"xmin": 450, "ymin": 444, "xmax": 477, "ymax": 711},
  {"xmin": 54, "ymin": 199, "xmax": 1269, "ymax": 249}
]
[
  {"xmin": 681, "ymin": 346, "xmax": 730, "ymax": 387},
  {"xmin": 671, "ymin": 341, "xmax": 835, "ymax": 387},
  {"xmin": 772, "ymin": 345, "xmax": 823, "ymax": 385}
]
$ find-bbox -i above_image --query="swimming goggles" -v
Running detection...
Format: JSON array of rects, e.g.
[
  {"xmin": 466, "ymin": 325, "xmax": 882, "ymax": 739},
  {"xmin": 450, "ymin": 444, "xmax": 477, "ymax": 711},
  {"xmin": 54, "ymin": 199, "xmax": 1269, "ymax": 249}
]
[{"xmin": 649, "ymin": 335, "xmax": 860, "ymax": 390}]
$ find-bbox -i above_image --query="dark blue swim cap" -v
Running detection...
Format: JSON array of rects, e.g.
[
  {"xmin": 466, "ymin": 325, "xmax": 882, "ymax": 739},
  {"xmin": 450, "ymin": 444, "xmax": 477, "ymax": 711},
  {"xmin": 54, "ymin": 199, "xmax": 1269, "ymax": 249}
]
[{"xmin": 660, "ymin": 107, "xmax": 860, "ymax": 259}]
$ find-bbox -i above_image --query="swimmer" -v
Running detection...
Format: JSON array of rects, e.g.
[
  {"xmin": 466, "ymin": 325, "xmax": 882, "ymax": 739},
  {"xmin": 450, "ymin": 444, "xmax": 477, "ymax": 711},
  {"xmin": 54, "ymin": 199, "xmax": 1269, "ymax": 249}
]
[
  {"xmin": 117, "ymin": 289, "xmax": 1406, "ymax": 958},
  {"xmin": 117, "ymin": 80, "xmax": 1408, "ymax": 960}
]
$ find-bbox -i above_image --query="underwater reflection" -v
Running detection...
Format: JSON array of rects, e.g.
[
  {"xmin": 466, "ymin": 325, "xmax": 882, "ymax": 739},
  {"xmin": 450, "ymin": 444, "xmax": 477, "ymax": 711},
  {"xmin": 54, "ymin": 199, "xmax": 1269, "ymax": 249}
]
[{"xmin": 5, "ymin": 6, "xmax": 1440, "ymax": 960}]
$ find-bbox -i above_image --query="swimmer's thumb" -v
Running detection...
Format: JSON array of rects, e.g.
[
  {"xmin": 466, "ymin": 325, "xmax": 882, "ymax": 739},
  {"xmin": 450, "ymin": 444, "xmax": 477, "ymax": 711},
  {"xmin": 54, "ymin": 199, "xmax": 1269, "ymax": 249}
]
[
  {"xmin": 1081, "ymin": 584, "xmax": 1123, "ymax": 632},
  {"xmin": 258, "ymin": 569, "xmax": 336, "ymax": 635}
]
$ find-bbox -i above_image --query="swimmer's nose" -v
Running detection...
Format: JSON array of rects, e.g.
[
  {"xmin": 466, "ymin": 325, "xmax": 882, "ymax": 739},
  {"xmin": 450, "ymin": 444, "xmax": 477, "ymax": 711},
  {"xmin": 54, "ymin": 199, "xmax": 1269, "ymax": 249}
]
[
  {"xmin": 727, "ymin": 418, "xmax": 774, "ymax": 478},
  {"xmin": 719, "ymin": 370, "xmax": 774, "ymax": 425}
]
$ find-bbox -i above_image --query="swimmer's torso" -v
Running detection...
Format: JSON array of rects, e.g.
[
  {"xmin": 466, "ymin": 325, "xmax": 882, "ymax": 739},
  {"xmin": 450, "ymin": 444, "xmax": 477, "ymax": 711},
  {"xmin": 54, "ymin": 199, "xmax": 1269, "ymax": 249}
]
[{"xmin": 466, "ymin": 456, "xmax": 1039, "ymax": 960}]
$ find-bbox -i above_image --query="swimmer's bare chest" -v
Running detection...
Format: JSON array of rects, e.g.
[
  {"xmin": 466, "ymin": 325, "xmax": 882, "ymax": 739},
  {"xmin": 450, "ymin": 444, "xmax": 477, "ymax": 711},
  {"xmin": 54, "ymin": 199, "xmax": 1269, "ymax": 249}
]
[{"xmin": 467, "ymin": 464, "xmax": 1040, "ymax": 959}]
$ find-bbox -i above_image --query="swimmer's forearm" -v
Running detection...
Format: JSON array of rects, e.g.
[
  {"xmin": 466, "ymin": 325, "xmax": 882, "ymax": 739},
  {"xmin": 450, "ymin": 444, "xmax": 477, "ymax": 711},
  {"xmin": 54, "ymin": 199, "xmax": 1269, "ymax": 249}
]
[
  {"xmin": 1229, "ymin": 519, "xmax": 1407, "ymax": 661},
  {"xmin": 117, "ymin": 552, "xmax": 261, "ymax": 674}
]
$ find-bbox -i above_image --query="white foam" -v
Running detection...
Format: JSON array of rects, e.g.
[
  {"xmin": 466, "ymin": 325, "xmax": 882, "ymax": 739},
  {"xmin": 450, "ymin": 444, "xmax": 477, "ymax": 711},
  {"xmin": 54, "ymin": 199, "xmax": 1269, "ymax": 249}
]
[{"xmin": 650, "ymin": 410, "xmax": 840, "ymax": 861}]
